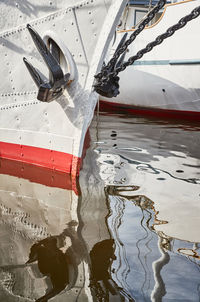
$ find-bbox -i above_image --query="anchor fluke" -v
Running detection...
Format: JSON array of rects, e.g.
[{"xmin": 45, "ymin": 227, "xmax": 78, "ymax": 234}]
[
  {"xmin": 23, "ymin": 57, "xmax": 44, "ymax": 88},
  {"xmin": 24, "ymin": 24, "xmax": 70, "ymax": 102}
]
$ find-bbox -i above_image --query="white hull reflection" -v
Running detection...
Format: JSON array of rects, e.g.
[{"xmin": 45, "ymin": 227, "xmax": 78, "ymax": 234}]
[
  {"xmin": 0, "ymin": 172, "xmax": 88, "ymax": 301},
  {"xmin": 0, "ymin": 151, "xmax": 131, "ymax": 301}
]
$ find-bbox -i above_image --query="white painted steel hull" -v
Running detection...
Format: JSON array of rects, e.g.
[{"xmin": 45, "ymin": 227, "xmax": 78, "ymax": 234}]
[
  {"xmin": 100, "ymin": 0, "xmax": 200, "ymax": 119},
  {"xmin": 0, "ymin": 0, "xmax": 127, "ymax": 176}
]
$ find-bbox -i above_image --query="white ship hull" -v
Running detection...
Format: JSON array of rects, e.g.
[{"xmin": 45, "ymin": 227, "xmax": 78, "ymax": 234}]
[
  {"xmin": 0, "ymin": 0, "xmax": 127, "ymax": 177},
  {"xmin": 100, "ymin": 0, "xmax": 200, "ymax": 120}
]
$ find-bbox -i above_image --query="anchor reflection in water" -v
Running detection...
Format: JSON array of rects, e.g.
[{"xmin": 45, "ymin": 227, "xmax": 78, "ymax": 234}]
[
  {"xmin": 26, "ymin": 220, "xmax": 133, "ymax": 301},
  {"xmin": 26, "ymin": 220, "xmax": 87, "ymax": 302},
  {"xmin": 26, "ymin": 237, "xmax": 69, "ymax": 302},
  {"xmin": 89, "ymin": 239, "xmax": 134, "ymax": 301}
]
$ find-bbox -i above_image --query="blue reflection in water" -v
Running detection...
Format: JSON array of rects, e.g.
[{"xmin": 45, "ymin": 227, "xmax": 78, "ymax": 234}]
[
  {"xmin": 105, "ymin": 187, "xmax": 200, "ymax": 301},
  {"xmin": 92, "ymin": 113, "xmax": 200, "ymax": 301}
]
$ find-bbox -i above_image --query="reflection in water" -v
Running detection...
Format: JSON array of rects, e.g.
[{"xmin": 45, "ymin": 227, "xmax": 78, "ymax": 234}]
[
  {"xmin": 1, "ymin": 114, "xmax": 200, "ymax": 301},
  {"xmin": 90, "ymin": 113, "xmax": 200, "ymax": 301},
  {"xmin": 89, "ymin": 239, "xmax": 134, "ymax": 301},
  {"xmin": 0, "ymin": 172, "xmax": 89, "ymax": 301},
  {"xmin": 105, "ymin": 185, "xmax": 200, "ymax": 301},
  {"xmin": 25, "ymin": 220, "xmax": 86, "ymax": 302},
  {"xmin": 26, "ymin": 237, "xmax": 69, "ymax": 302},
  {"xmin": 120, "ymin": 156, "xmax": 200, "ymax": 185},
  {"xmin": 151, "ymin": 237, "xmax": 170, "ymax": 302},
  {"xmin": 90, "ymin": 239, "xmax": 116, "ymax": 299}
]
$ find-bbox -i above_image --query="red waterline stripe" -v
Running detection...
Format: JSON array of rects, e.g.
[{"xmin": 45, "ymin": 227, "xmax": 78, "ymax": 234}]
[
  {"xmin": 0, "ymin": 131, "xmax": 91, "ymax": 195},
  {"xmin": 99, "ymin": 100, "xmax": 200, "ymax": 121},
  {"xmin": 0, "ymin": 141, "xmax": 79, "ymax": 174},
  {"xmin": 0, "ymin": 141, "xmax": 82, "ymax": 194}
]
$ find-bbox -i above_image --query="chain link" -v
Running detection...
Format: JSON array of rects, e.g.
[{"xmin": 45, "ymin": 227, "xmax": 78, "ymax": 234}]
[
  {"xmin": 95, "ymin": 0, "xmax": 167, "ymax": 80},
  {"xmin": 94, "ymin": 4, "xmax": 200, "ymax": 97},
  {"xmin": 115, "ymin": 5, "xmax": 200, "ymax": 78}
]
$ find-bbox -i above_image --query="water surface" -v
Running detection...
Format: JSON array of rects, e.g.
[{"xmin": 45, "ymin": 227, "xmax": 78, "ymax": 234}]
[
  {"xmin": 90, "ymin": 113, "xmax": 200, "ymax": 301},
  {"xmin": 0, "ymin": 113, "xmax": 200, "ymax": 301}
]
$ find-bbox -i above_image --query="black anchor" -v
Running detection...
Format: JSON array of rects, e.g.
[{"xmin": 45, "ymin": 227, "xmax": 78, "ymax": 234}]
[{"xmin": 24, "ymin": 24, "xmax": 70, "ymax": 102}]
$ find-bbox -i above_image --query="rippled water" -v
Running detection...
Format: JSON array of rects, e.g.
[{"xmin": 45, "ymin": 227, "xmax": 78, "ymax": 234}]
[{"xmin": 0, "ymin": 113, "xmax": 200, "ymax": 301}]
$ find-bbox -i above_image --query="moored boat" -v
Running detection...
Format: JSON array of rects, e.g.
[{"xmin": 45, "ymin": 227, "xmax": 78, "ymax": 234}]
[
  {"xmin": 99, "ymin": 0, "xmax": 200, "ymax": 120},
  {"xmin": 0, "ymin": 0, "xmax": 127, "ymax": 179}
]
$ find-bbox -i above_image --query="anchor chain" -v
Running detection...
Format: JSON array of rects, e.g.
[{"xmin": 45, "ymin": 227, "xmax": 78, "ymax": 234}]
[
  {"xmin": 94, "ymin": 4, "xmax": 200, "ymax": 98},
  {"xmin": 94, "ymin": 0, "xmax": 167, "ymax": 97},
  {"xmin": 96, "ymin": 0, "xmax": 166, "ymax": 80}
]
